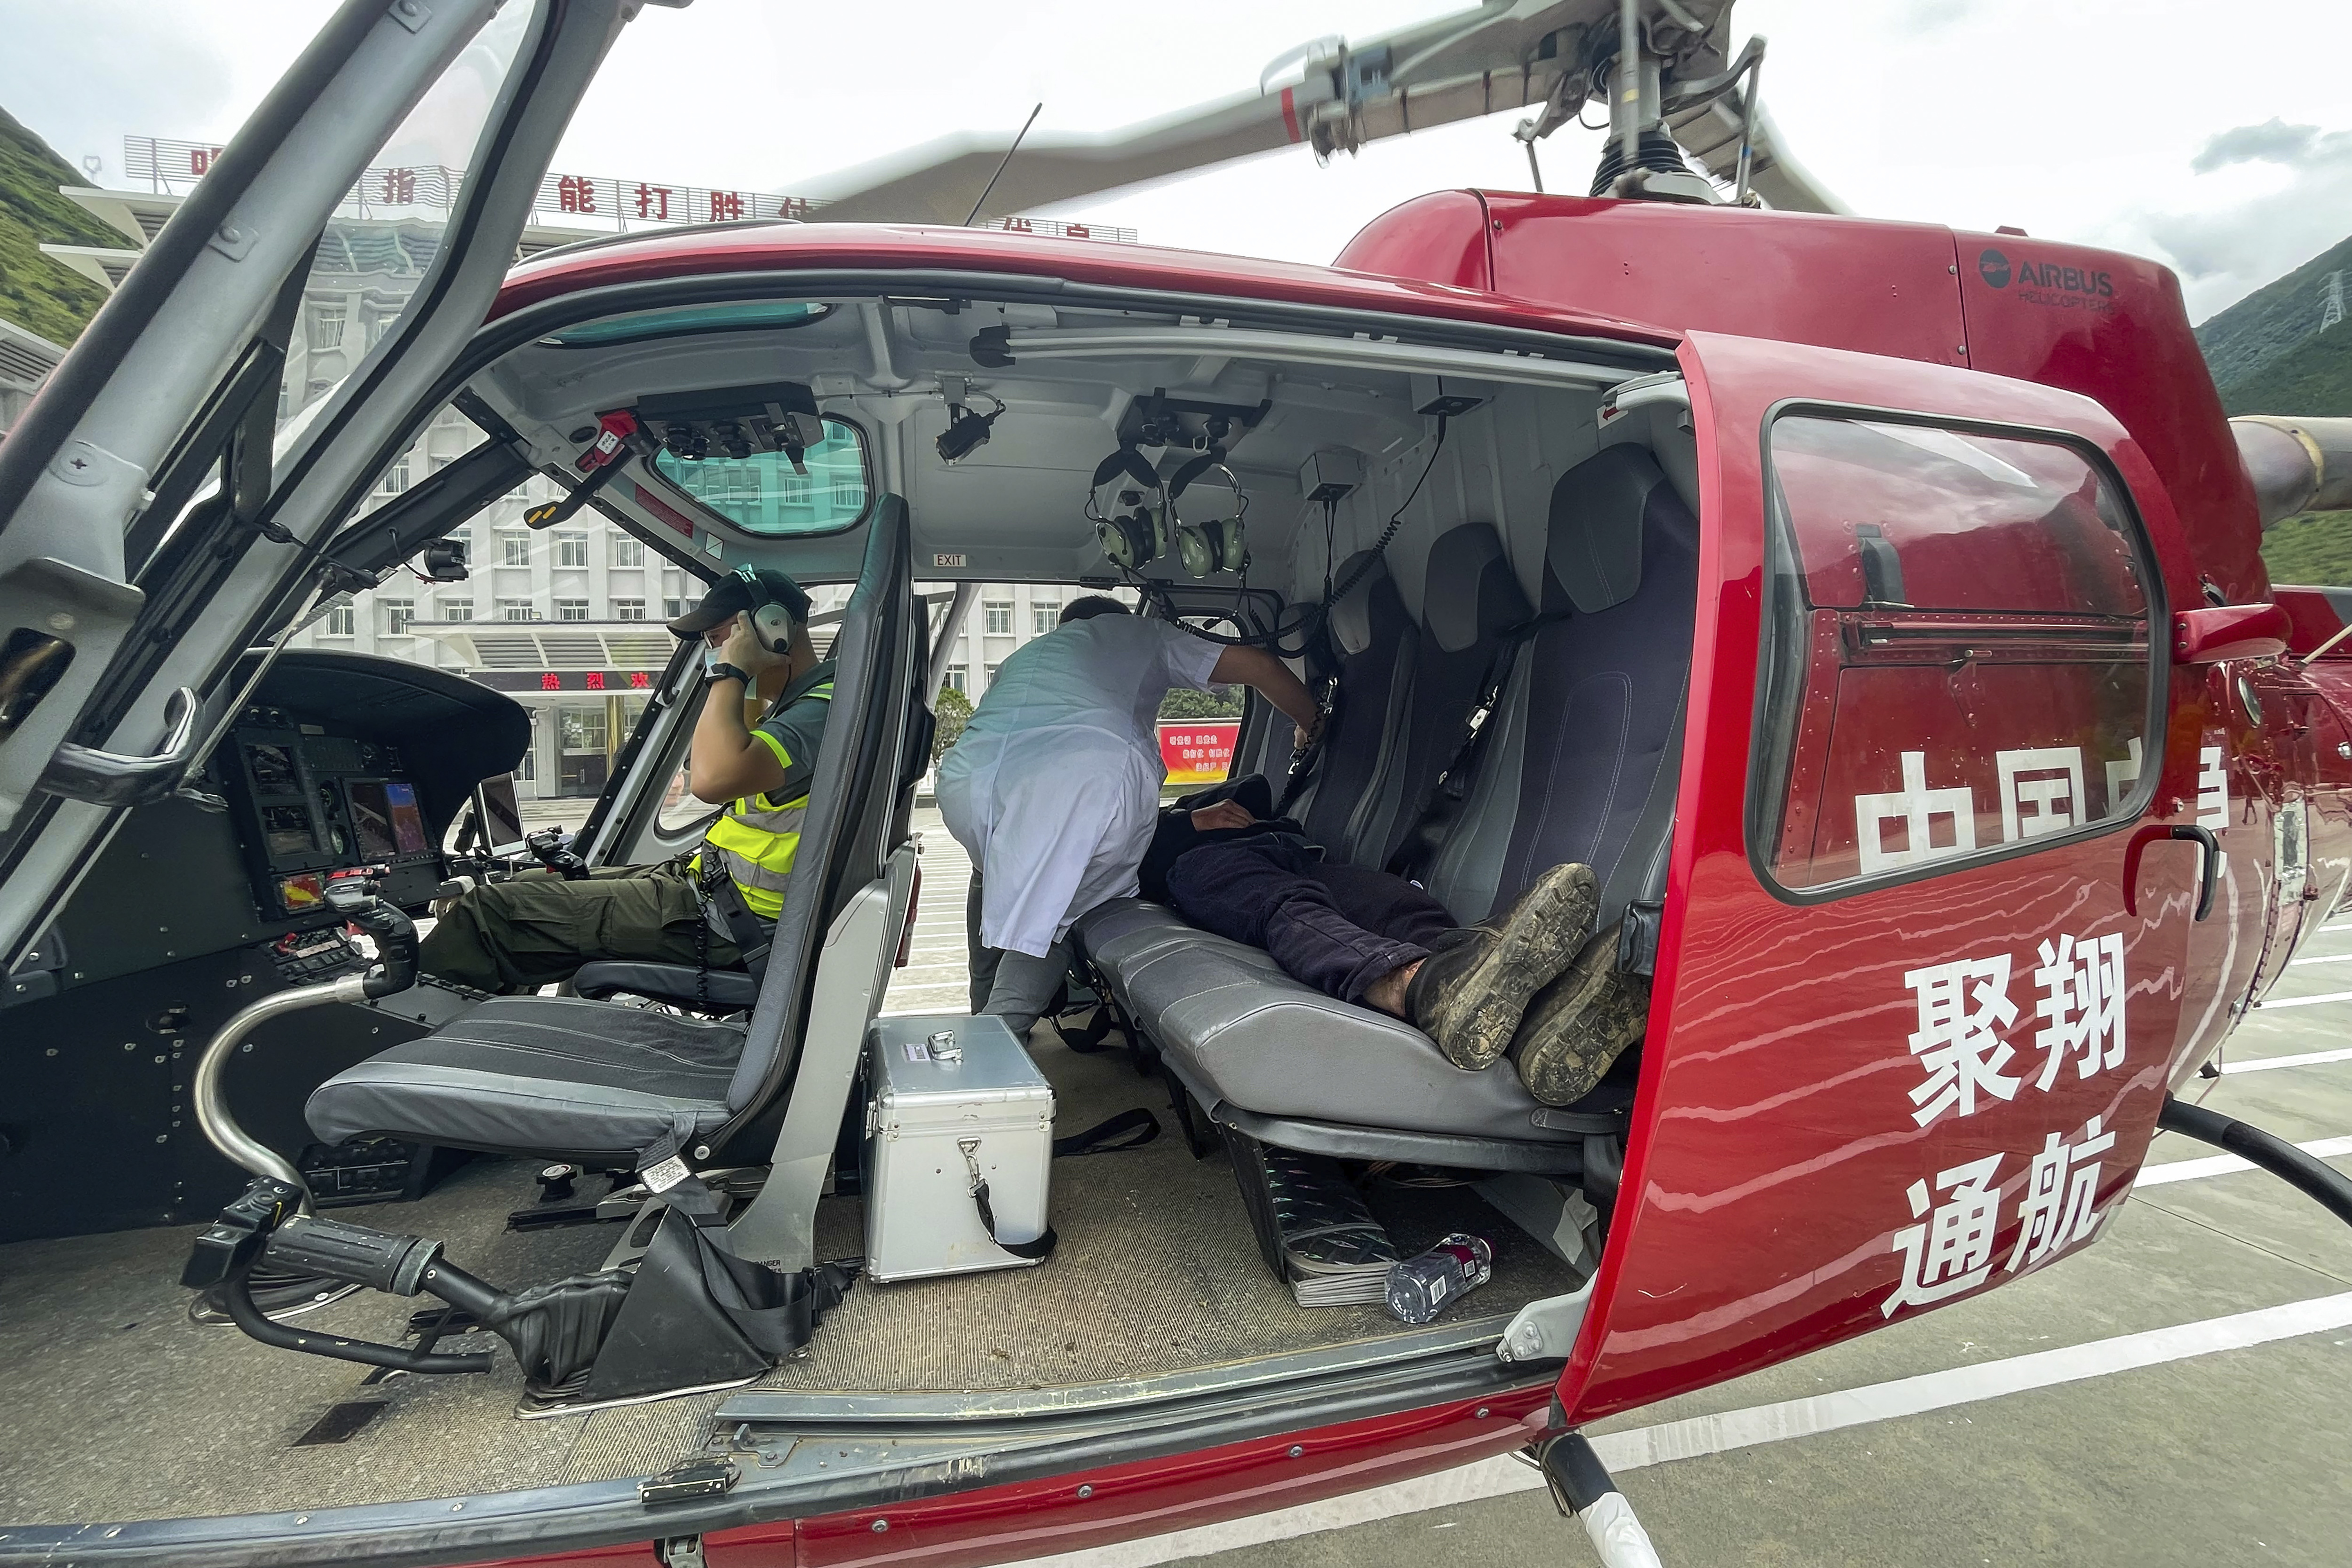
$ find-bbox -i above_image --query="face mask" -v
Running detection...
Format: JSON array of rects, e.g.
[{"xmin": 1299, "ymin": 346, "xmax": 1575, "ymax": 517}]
[{"xmin": 702, "ymin": 643, "xmax": 727, "ymax": 673}]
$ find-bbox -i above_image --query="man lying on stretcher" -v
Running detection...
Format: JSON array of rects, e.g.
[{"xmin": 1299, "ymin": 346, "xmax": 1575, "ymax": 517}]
[{"xmin": 1137, "ymin": 776, "xmax": 1648, "ymax": 1108}]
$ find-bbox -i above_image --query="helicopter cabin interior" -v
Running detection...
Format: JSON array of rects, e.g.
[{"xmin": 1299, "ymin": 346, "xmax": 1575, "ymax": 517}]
[{"xmin": 0, "ymin": 280, "xmax": 1723, "ymax": 1524}]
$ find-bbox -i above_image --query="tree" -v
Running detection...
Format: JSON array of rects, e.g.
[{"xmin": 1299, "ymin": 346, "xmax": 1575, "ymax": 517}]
[
  {"xmin": 1160, "ymin": 684, "xmax": 1244, "ymax": 720},
  {"xmin": 931, "ymin": 684, "xmax": 973, "ymax": 765}
]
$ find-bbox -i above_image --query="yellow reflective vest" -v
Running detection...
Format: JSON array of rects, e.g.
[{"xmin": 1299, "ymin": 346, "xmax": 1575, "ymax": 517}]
[{"xmin": 692, "ymin": 678, "xmax": 833, "ymax": 920}]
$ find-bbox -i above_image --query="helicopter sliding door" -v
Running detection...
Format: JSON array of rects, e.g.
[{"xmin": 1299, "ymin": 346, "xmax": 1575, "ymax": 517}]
[{"xmin": 1557, "ymin": 332, "xmax": 2206, "ymax": 1424}]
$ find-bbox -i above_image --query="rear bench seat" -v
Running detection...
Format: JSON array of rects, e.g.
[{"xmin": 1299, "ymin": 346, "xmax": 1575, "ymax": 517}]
[{"xmin": 1073, "ymin": 444, "xmax": 1701, "ymax": 1170}]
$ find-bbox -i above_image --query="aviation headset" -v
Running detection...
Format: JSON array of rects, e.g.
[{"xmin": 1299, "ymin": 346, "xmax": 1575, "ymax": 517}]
[
  {"xmin": 1168, "ymin": 457, "xmax": 1248, "ymax": 578},
  {"xmin": 732, "ymin": 565, "xmax": 803, "ymax": 655},
  {"xmin": 1088, "ymin": 445, "xmax": 1169, "ymax": 571}
]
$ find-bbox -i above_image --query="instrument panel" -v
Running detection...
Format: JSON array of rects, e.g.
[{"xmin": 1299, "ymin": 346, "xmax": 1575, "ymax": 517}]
[{"xmin": 227, "ymin": 709, "xmax": 442, "ymax": 919}]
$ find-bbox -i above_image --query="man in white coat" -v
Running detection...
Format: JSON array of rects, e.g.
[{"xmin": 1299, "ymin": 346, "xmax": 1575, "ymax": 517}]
[{"xmin": 937, "ymin": 596, "xmax": 1320, "ymax": 1035}]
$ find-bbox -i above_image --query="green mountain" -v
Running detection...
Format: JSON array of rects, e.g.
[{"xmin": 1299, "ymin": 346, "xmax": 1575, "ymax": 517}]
[
  {"xmin": 2193, "ymin": 233, "xmax": 2352, "ymax": 584},
  {"xmin": 2195, "ymin": 232, "xmax": 2352, "ymax": 403},
  {"xmin": 0, "ymin": 106, "xmax": 122, "ymax": 347}
]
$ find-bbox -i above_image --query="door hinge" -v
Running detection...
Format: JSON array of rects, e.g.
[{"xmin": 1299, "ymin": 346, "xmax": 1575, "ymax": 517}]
[
  {"xmin": 639, "ymin": 1456, "xmax": 738, "ymax": 1505},
  {"xmin": 654, "ymin": 1535, "xmax": 706, "ymax": 1568}
]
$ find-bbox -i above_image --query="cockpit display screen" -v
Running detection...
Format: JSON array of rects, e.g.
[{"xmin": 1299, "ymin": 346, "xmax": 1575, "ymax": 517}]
[
  {"xmin": 384, "ymin": 780, "xmax": 428, "ymax": 855},
  {"xmin": 346, "ymin": 780, "xmax": 427, "ymax": 860}
]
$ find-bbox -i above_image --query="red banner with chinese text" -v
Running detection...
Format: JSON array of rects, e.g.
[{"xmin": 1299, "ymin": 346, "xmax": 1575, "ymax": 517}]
[{"xmin": 1158, "ymin": 721, "xmax": 1239, "ymax": 784}]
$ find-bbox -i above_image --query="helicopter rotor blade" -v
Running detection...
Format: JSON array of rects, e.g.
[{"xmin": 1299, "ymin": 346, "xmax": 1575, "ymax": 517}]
[{"xmin": 798, "ymin": 0, "xmax": 1844, "ymax": 225}]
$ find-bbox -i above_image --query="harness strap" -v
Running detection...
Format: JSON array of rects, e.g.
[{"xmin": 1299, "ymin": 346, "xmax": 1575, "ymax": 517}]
[
  {"xmin": 1384, "ymin": 611, "xmax": 1571, "ymax": 881},
  {"xmin": 964, "ymin": 1109, "xmax": 1162, "ymax": 1264}
]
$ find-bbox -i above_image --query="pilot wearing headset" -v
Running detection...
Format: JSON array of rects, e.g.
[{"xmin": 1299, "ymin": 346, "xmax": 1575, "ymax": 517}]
[{"xmin": 418, "ymin": 568, "xmax": 834, "ymax": 993}]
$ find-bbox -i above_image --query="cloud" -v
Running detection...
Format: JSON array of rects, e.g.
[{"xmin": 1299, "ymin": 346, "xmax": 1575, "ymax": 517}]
[
  {"xmin": 2190, "ymin": 118, "xmax": 2322, "ymax": 174},
  {"xmin": 2119, "ymin": 123, "xmax": 2352, "ymax": 319}
]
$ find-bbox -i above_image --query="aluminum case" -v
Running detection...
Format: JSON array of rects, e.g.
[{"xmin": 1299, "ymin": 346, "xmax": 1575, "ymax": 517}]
[{"xmin": 860, "ymin": 1014, "xmax": 1055, "ymax": 1283}]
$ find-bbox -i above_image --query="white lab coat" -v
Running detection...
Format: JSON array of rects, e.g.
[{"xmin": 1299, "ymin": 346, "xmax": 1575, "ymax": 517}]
[{"xmin": 937, "ymin": 615, "xmax": 1223, "ymax": 956}]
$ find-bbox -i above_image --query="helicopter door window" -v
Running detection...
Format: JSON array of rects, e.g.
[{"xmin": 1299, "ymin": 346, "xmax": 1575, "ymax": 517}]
[{"xmin": 1755, "ymin": 414, "xmax": 2158, "ymax": 895}]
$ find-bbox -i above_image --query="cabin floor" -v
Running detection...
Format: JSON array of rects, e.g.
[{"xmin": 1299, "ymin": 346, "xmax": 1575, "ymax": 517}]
[{"xmin": 0, "ymin": 1021, "xmax": 1578, "ymax": 1526}]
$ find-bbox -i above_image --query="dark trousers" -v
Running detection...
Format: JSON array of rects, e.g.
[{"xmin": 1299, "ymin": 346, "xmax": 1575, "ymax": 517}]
[
  {"xmin": 419, "ymin": 862, "xmax": 741, "ymax": 993},
  {"xmin": 1164, "ymin": 832, "xmax": 1454, "ymax": 1004}
]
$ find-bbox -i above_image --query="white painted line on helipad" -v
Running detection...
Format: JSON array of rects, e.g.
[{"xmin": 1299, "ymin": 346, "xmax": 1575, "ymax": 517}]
[
  {"xmin": 2135, "ymin": 1136, "xmax": 2352, "ymax": 1186},
  {"xmin": 2223, "ymin": 1044, "xmax": 2352, "ymax": 1071},
  {"xmin": 1017, "ymin": 1294, "xmax": 2352, "ymax": 1568},
  {"xmin": 2257, "ymin": 989, "xmax": 2352, "ymax": 1009},
  {"xmin": 2320, "ymin": 923, "xmax": 2352, "ymax": 934},
  {"xmin": 2290, "ymin": 952, "xmax": 2352, "ymax": 965},
  {"xmin": 1587, "ymin": 1291, "xmax": 2352, "ymax": 1473}
]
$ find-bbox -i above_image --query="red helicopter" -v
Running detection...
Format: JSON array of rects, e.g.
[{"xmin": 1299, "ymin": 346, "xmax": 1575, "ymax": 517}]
[{"xmin": 0, "ymin": 1, "xmax": 2347, "ymax": 1565}]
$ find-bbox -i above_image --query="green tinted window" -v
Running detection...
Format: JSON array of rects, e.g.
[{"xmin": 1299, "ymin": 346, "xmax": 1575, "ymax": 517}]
[{"xmin": 652, "ymin": 419, "xmax": 869, "ymax": 537}]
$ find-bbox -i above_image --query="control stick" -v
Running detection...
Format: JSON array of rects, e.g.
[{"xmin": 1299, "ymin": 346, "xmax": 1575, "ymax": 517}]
[
  {"xmin": 325, "ymin": 876, "xmax": 419, "ymax": 998},
  {"xmin": 525, "ymin": 825, "xmax": 592, "ymax": 881}
]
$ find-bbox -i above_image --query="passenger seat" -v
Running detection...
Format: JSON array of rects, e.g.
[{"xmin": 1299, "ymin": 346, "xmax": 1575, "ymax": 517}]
[
  {"xmin": 1340, "ymin": 523, "xmax": 1532, "ymax": 869},
  {"xmin": 1290, "ymin": 551, "xmax": 1414, "ymax": 851},
  {"xmin": 1073, "ymin": 458, "xmax": 1693, "ymax": 1166},
  {"xmin": 1421, "ymin": 443, "xmax": 1701, "ymax": 934}
]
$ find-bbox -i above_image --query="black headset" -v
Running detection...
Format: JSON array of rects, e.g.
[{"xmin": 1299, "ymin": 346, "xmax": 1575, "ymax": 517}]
[{"xmin": 734, "ymin": 565, "xmax": 798, "ymax": 654}]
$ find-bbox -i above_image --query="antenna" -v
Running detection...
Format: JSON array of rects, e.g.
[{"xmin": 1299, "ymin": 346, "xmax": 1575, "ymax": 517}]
[
  {"xmin": 964, "ymin": 102, "xmax": 1044, "ymax": 227},
  {"xmin": 80, "ymin": 154, "xmax": 101, "ymax": 181},
  {"xmin": 2323, "ymin": 270, "xmax": 2345, "ymax": 333}
]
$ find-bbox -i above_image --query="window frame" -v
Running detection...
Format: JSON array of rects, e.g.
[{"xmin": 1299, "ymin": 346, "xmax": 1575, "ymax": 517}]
[
  {"xmin": 1743, "ymin": 399, "xmax": 2171, "ymax": 907},
  {"xmin": 983, "ymin": 600, "xmax": 1014, "ymax": 634},
  {"xmin": 555, "ymin": 531, "xmax": 589, "ymax": 568}
]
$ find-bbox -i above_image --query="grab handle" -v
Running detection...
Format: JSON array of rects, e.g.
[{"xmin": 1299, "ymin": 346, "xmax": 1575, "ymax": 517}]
[
  {"xmin": 2123, "ymin": 823, "xmax": 2219, "ymax": 921},
  {"xmin": 35, "ymin": 686, "xmax": 199, "ymax": 807}
]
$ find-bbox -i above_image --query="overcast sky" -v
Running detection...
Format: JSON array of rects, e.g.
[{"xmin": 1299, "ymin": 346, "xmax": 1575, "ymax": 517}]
[{"xmin": 5, "ymin": 0, "xmax": 2350, "ymax": 323}]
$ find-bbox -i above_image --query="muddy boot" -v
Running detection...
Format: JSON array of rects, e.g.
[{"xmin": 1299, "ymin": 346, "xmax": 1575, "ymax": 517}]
[
  {"xmin": 1509, "ymin": 923, "xmax": 1652, "ymax": 1107},
  {"xmin": 1404, "ymin": 863, "xmax": 1598, "ymax": 1071}
]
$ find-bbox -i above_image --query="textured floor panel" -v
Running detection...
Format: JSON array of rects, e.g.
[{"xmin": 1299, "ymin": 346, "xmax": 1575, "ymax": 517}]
[
  {"xmin": 0, "ymin": 1157, "xmax": 660, "ymax": 1525},
  {"xmin": 0, "ymin": 1022, "xmax": 1571, "ymax": 1523},
  {"xmin": 763, "ymin": 1027, "xmax": 1578, "ymax": 1394}
]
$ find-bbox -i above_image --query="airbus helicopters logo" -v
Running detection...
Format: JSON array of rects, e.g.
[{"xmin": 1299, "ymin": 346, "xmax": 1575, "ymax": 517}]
[{"xmin": 1979, "ymin": 247, "xmax": 2115, "ymax": 314}]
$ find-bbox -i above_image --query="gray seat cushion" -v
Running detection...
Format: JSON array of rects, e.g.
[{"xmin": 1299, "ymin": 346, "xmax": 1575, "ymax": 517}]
[
  {"xmin": 306, "ymin": 996, "xmax": 741, "ymax": 1164},
  {"xmin": 1076, "ymin": 900, "xmax": 1575, "ymax": 1145},
  {"xmin": 573, "ymin": 960, "xmax": 758, "ymax": 1012}
]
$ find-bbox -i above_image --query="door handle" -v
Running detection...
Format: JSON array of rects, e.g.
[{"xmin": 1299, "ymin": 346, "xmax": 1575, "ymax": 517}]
[
  {"xmin": 2123, "ymin": 823, "xmax": 2220, "ymax": 921},
  {"xmin": 34, "ymin": 687, "xmax": 200, "ymax": 808}
]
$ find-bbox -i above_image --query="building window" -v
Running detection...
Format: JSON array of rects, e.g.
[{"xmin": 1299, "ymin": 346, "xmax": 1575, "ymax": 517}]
[
  {"xmin": 500, "ymin": 531, "xmax": 530, "ymax": 566},
  {"xmin": 379, "ymin": 454, "xmax": 409, "ymax": 495},
  {"xmin": 498, "ymin": 599, "xmax": 536, "ymax": 621},
  {"xmin": 983, "ymin": 661, "xmax": 1002, "ymax": 686},
  {"xmin": 611, "ymin": 534, "xmax": 644, "ymax": 567},
  {"xmin": 1032, "ymin": 602, "xmax": 1059, "ymax": 634},
  {"xmin": 664, "ymin": 597, "xmax": 688, "ymax": 620},
  {"xmin": 943, "ymin": 665, "xmax": 967, "ymax": 692},
  {"xmin": 555, "ymin": 599, "xmax": 590, "ymax": 621},
  {"xmin": 556, "ymin": 532, "xmax": 589, "ymax": 568},
  {"xmin": 311, "ymin": 304, "xmax": 345, "ymax": 347},
  {"xmin": 322, "ymin": 602, "xmax": 355, "ymax": 637},
  {"xmin": 379, "ymin": 599, "xmax": 415, "ymax": 636},
  {"xmin": 612, "ymin": 598, "xmax": 645, "ymax": 621},
  {"xmin": 830, "ymin": 479, "xmax": 861, "ymax": 510},
  {"xmin": 304, "ymin": 378, "xmax": 334, "ymax": 408},
  {"xmin": 441, "ymin": 598, "xmax": 473, "ymax": 623},
  {"xmin": 984, "ymin": 601, "xmax": 1013, "ymax": 634}
]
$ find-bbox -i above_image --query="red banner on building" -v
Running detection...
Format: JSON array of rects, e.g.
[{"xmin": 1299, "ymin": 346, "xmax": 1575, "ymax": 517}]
[{"xmin": 1159, "ymin": 721, "xmax": 1239, "ymax": 785}]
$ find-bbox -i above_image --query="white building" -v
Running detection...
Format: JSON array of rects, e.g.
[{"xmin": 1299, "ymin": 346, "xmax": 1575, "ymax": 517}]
[{"xmin": 35, "ymin": 144, "xmax": 1112, "ymax": 799}]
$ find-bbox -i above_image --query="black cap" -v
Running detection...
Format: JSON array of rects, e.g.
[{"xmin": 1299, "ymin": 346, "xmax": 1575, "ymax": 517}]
[{"xmin": 667, "ymin": 568, "xmax": 812, "ymax": 637}]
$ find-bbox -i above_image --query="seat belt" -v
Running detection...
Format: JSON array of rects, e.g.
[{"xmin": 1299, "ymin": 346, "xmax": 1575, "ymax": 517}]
[
  {"xmin": 1384, "ymin": 612, "xmax": 1568, "ymax": 880},
  {"xmin": 696, "ymin": 855, "xmax": 772, "ymax": 982},
  {"xmin": 1273, "ymin": 678, "xmax": 1338, "ymax": 819}
]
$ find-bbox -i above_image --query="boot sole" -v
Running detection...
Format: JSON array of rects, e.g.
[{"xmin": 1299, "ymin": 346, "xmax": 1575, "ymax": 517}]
[
  {"xmin": 1420, "ymin": 864, "xmax": 1598, "ymax": 1071},
  {"xmin": 1513, "ymin": 930, "xmax": 1652, "ymax": 1107}
]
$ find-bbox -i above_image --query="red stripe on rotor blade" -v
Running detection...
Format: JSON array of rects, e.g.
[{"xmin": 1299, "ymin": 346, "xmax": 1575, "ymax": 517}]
[{"xmin": 1280, "ymin": 86, "xmax": 1302, "ymax": 143}]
